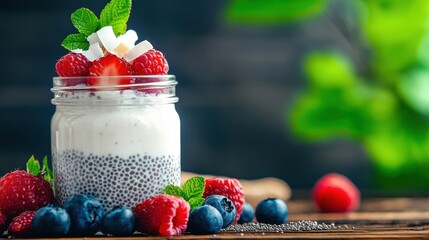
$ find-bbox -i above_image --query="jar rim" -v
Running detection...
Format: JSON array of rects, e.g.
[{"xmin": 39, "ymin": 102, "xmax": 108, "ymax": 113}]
[{"xmin": 52, "ymin": 75, "xmax": 176, "ymax": 91}]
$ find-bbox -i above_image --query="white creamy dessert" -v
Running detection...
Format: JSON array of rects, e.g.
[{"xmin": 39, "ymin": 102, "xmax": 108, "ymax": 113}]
[{"xmin": 51, "ymin": 81, "xmax": 180, "ymax": 209}]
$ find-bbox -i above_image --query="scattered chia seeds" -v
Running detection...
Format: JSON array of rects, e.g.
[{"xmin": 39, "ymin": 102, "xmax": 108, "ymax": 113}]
[{"xmin": 221, "ymin": 221, "xmax": 348, "ymax": 233}]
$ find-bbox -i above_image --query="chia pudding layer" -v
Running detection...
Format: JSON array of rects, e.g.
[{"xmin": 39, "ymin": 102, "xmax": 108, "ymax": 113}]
[{"xmin": 51, "ymin": 87, "xmax": 180, "ymax": 209}]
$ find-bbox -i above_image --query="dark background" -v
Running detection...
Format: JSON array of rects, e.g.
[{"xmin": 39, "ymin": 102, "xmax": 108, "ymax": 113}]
[{"xmin": 0, "ymin": 1, "xmax": 371, "ymax": 190}]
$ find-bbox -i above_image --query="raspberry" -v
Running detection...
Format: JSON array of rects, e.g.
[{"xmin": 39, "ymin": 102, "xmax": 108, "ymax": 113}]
[
  {"xmin": 55, "ymin": 52, "xmax": 91, "ymax": 77},
  {"xmin": 7, "ymin": 211, "xmax": 36, "ymax": 237},
  {"xmin": 134, "ymin": 194, "xmax": 190, "ymax": 236},
  {"xmin": 0, "ymin": 170, "xmax": 54, "ymax": 218},
  {"xmin": 132, "ymin": 49, "xmax": 169, "ymax": 75},
  {"xmin": 203, "ymin": 178, "xmax": 245, "ymax": 224},
  {"xmin": 312, "ymin": 173, "xmax": 360, "ymax": 213}
]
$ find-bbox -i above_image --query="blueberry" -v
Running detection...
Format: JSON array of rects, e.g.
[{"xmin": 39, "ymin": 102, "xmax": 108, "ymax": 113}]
[
  {"xmin": 101, "ymin": 206, "xmax": 135, "ymax": 236},
  {"xmin": 187, "ymin": 205, "xmax": 223, "ymax": 235},
  {"xmin": 32, "ymin": 206, "xmax": 71, "ymax": 237},
  {"xmin": 255, "ymin": 198, "xmax": 288, "ymax": 224},
  {"xmin": 63, "ymin": 194, "xmax": 104, "ymax": 236},
  {"xmin": 238, "ymin": 202, "xmax": 254, "ymax": 224},
  {"xmin": 203, "ymin": 195, "xmax": 236, "ymax": 228}
]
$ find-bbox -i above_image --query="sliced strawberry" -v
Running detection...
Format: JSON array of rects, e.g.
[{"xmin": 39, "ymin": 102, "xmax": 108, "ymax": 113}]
[{"xmin": 87, "ymin": 55, "xmax": 133, "ymax": 86}]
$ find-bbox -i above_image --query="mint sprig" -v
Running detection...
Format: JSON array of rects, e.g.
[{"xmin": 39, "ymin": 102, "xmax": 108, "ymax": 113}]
[
  {"xmin": 61, "ymin": 0, "xmax": 132, "ymax": 51},
  {"xmin": 26, "ymin": 155, "xmax": 53, "ymax": 186},
  {"xmin": 163, "ymin": 176, "xmax": 206, "ymax": 210}
]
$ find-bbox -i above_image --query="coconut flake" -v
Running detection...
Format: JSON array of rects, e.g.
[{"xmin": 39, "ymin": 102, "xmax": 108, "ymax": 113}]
[
  {"xmin": 112, "ymin": 42, "xmax": 130, "ymax": 58},
  {"xmin": 71, "ymin": 49, "xmax": 83, "ymax": 54},
  {"xmin": 87, "ymin": 32, "xmax": 100, "ymax": 45},
  {"xmin": 97, "ymin": 26, "xmax": 119, "ymax": 52},
  {"xmin": 124, "ymin": 40, "xmax": 153, "ymax": 62},
  {"xmin": 117, "ymin": 30, "xmax": 138, "ymax": 49},
  {"xmin": 82, "ymin": 43, "xmax": 104, "ymax": 61}
]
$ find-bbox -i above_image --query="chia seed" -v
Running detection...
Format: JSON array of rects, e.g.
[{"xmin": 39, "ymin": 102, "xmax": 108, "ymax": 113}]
[{"xmin": 221, "ymin": 221, "xmax": 348, "ymax": 233}]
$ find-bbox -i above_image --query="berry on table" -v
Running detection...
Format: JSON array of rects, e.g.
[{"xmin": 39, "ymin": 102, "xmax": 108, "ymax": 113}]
[
  {"xmin": 187, "ymin": 205, "xmax": 223, "ymax": 235},
  {"xmin": 203, "ymin": 195, "xmax": 236, "ymax": 228},
  {"xmin": 0, "ymin": 170, "xmax": 54, "ymax": 218},
  {"xmin": 312, "ymin": 173, "xmax": 360, "ymax": 213},
  {"xmin": 31, "ymin": 205, "xmax": 71, "ymax": 237},
  {"xmin": 238, "ymin": 202, "xmax": 254, "ymax": 224},
  {"xmin": 132, "ymin": 49, "xmax": 169, "ymax": 75},
  {"xmin": 203, "ymin": 178, "xmax": 245, "ymax": 224},
  {"xmin": 63, "ymin": 194, "xmax": 104, "ymax": 236},
  {"xmin": 134, "ymin": 194, "xmax": 190, "ymax": 236},
  {"xmin": 101, "ymin": 206, "xmax": 136, "ymax": 236},
  {"xmin": 7, "ymin": 211, "xmax": 36, "ymax": 237},
  {"xmin": 55, "ymin": 52, "xmax": 91, "ymax": 77},
  {"xmin": 255, "ymin": 198, "xmax": 288, "ymax": 225}
]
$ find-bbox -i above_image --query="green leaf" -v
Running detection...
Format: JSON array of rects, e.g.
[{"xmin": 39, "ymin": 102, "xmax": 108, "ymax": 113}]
[
  {"xmin": 61, "ymin": 33, "xmax": 90, "ymax": 51},
  {"xmin": 71, "ymin": 8, "xmax": 100, "ymax": 36},
  {"xmin": 182, "ymin": 176, "xmax": 205, "ymax": 200},
  {"xmin": 41, "ymin": 156, "xmax": 53, "ymax": 184},
  {"xmin": 225, "ymin": 0, "xmax": 326, "ymax": 25},
  {"xmin": 188, "ymin": 197, "xmax": 205, "ymax": 210},
  {"xmin": 26, "ymin": 155, "xmax": 41, "ymax": 175},
  {"xmin": 163, "ymin": 185, "xmax": 185, "ymax": 198},
  {"xmin": 100, "ymin": 0, "xmax": 132, "ymax": 36}
]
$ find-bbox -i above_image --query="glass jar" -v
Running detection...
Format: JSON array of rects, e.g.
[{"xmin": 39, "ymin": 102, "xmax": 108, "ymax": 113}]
[{"xmin": 51, "ymin": 75, "xmax": 180, "ymax": 209}]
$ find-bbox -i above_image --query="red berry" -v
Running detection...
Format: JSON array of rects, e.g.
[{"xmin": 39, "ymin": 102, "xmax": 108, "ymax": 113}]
[
  {"xmin": 203, "ymin": 178, "xmax": 245, "ymax": 224},
  {"xmin": 312, "ymin": 173, "xmax": 360, "ymax": 213},
  {"xmin": 88, "ymin": 55, "xmax": 133, "ymax": 86},
  {"xmin": 134, "ymin": 194, "xmax": 190, "ymax": 236},
  {"xmin": 132, "ymin": 49, "xmax": 169, "ymax": 75},
  {"xmin": 55, "ymin": 52, "xmax": 91, "ymax": 77},
  {"xmin": 0, "ymin": 170, "xmax": 54, "ymax": 218},
  {"xmin": 0, "ymin": 211, "xmax": 7, "ymax": 233},
  {"xmin": 7, "ymin": 211, "xmax": 36, "ymax": 237}
]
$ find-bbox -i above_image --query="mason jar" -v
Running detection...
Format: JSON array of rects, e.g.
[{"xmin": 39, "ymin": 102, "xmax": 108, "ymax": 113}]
[{"xmin": 51, "ymin": 75, "xmax": 180, "ymax": 209}]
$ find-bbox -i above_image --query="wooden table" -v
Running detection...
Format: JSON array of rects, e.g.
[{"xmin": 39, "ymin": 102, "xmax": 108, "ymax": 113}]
[{"xmin": 10, "ymin": 198, "xmax": 429, "ymax": 239}]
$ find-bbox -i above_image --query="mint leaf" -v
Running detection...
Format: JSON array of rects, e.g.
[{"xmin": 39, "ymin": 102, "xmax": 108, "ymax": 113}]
[
  {"xmin": 188, "ymin": 197, "xmax": 205, "ymax": 210},
  {"xmin": 99, "ymin": 0, "xmax": 132, "ymax": 36},
  {"xmin": 182, "ymin": 176, "xmax": 205, "ymax": 199},
  {"xmin": 61, "ymin": 33, "xmax": 90, "ymax": 51},
  {"xmin": 163, "ymin": 185, "xmax": 185, "ymax": 198},
  {"xmin": 71, "ymin": 8, "xmax": 100, "ymax": 36},
  {"xmin": 163, "ymin": 176, "xmax": 206, "ymax": 210},
  {"xmin": 41, "ymin": 156, "xmax": 53, "ymax": 185},
  {"xmin": 26, "ymin": 155, "xmax": 40, "ymax": 175}
]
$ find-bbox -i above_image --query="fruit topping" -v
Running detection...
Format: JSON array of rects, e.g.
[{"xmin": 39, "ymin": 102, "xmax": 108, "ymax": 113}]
[
  {"xmin": 203, "ymin": 178, "xmax": 245, "ymax": 224},
  {"xmin": 63, "ymin": 194, "xmax": 104, "ymax": 236},
  {"xmin": 7, "ymin": 211, "xmax": 36, "ymax": 237},
  {"xmin": 87, "ymin": 55, "xmax": 133, "ymax": 86},
  {"xmin": 187, "ymin": 205, "xmax": 223, "ymax": 235},
  {"xmin": 255, "ymin": 198, "xmax": 288, "ymax": 225},
  {"xmin": 101, "ymin": 206, "xmax": 136, "ymax": 236},
  {"xmin": 134, "ymin": 194, "xmax": 190, "ymax": 236},
  {"xmin": 55, "ymin": 52, "xmax": 91, "ymax": 77},
  {"xmin": 132, "ymin": 49, "xmax": 169, "ymax": 75},
  {"xmin": 32, "ymin": 206, "xmax": 71, "ymax": 237},
  {"xmin": 312, "ymin": 173, "xmax": 360, "ymax": 213},
  {"xmin": 203, "ymin": 195, "xmax": 236, "ymax": 228}
]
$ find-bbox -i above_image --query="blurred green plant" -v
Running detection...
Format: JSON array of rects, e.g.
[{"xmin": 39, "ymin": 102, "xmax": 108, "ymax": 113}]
[{"xmin": 225, "ymin": 0, "xmax": 429, "ymax": 190}]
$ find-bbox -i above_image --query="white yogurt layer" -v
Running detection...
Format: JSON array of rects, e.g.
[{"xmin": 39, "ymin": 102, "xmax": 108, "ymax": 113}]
[{"xmin": 51, "ymin": 90, "xmax": 180, "ymax": 157}]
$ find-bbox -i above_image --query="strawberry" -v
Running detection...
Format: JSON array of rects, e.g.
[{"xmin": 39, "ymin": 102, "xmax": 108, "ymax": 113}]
[
  {"xmin": 7, "ymin": 211, "xmax": 36, "ymax": 237},
  {"xmin": 312, "ymin": 173, "xmax": 360, "ymax": 213},
  {"xmin": 55, "ymin": 52, "xmax": 91, "ymax": 77},
  {"xmin": 0, "ymin": 211, "xmax": 7, "ymax": 234},
  {"xmin": 132, "ymin": 49, "xmax": 169, "ymax": 75},
  {"xmin": 87, "ymin": 55, "xmax": 133, "ymax": 86},
  {"xmin": 0, "ymin": 156, "xmax": 54, "ymax": 218},
  {"xmin": 134, "ymin": 194, "xmax": 190, "ymax": 236},
  {"xmin": 203, "ymin": 178, "xmax": 245, "ymax": 224}
]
